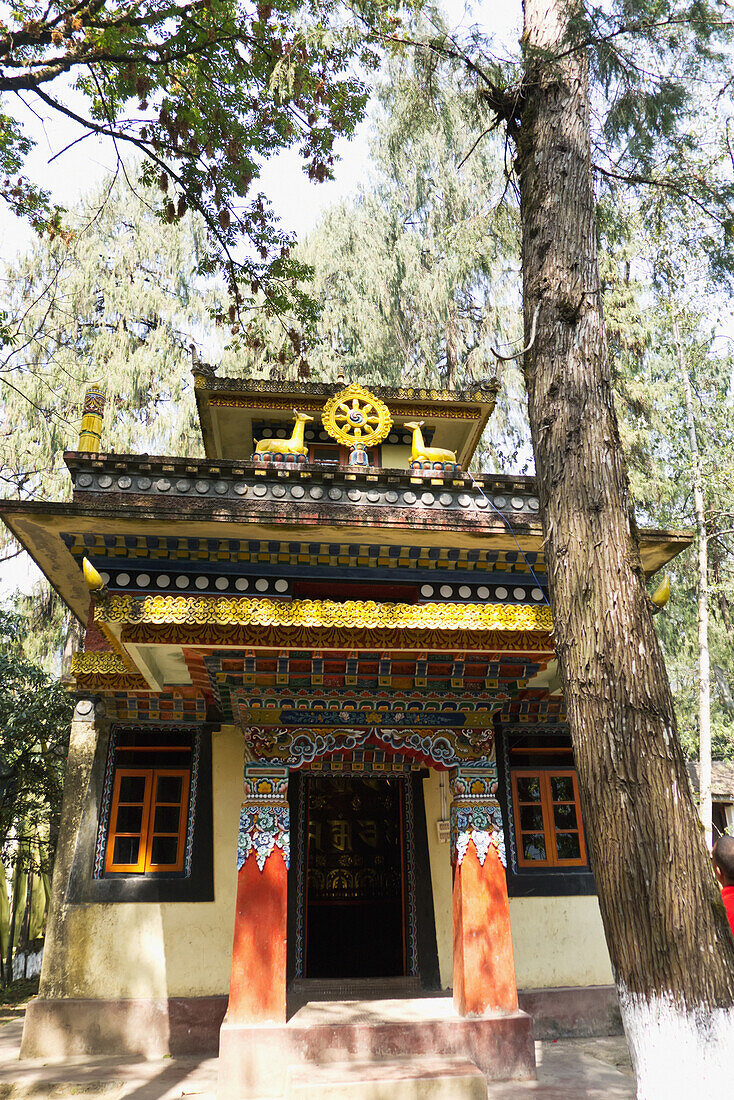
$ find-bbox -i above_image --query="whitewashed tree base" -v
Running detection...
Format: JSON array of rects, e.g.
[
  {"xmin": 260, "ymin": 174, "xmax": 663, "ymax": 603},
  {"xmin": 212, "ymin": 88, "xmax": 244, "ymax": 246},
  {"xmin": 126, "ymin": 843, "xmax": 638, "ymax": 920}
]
[{"xmin": 620, "ymin": 986, "xmax": 734, "ymax": 1098}]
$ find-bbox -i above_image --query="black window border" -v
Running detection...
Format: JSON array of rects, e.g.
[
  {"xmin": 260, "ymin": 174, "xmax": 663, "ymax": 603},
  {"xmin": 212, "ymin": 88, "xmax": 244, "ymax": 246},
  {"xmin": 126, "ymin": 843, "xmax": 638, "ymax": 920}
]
[
  {"xmin": 495, "ymin": 724, "xmax": 597, "ymax": 898},
  {"xmin": 66, "ymin": 723, "xmax": 214, "ymax": 903}
]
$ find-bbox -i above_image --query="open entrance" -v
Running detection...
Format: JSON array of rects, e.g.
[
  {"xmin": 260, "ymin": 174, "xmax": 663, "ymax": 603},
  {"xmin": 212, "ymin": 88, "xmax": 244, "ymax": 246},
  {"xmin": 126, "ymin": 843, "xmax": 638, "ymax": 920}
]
[{"xmin": 304, "ymin": 775, "xmax": 406, "ymax": 978}]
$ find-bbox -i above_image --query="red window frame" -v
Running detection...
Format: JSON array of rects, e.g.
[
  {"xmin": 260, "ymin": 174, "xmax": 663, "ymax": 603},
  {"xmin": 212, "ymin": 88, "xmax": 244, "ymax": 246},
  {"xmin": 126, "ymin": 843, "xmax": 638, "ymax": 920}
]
[
  {"xmin": 105, "ymin": 767, "xmax": 190, "ymax": 874},
  {"xmin": 511, "ymin": 769, "xmax": 587, "ymax": 868}
]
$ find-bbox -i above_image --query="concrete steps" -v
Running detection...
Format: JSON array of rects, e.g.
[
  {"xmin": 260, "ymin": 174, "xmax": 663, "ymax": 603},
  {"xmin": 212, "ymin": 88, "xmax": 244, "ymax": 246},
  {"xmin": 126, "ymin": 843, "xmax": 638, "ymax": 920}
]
[
  {"xmin": 286, "ymin": 1055, "xmax": 487, "ymax": 1100},
  {"xmin": 217, "ymin": 997, "xmax": 535, "ymax": 1098},
  {"xmin": 289, "ymin": 979, "xmax": 422, "ymax": 1015}
]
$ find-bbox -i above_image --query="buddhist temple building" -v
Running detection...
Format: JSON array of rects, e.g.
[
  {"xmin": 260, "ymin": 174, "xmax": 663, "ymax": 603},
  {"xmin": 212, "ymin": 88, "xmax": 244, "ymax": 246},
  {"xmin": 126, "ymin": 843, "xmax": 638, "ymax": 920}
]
[{"xmin": 0, "ymin": 375, "xmax": 691, "ymax": 1095}]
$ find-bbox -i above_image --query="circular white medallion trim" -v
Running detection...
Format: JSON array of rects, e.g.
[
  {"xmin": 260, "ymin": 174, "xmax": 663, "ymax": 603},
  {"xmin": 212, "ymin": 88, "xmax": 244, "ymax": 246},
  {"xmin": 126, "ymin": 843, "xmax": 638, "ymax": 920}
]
[
  {"xmin": 195, "ymin": 577, "xmax": 209, "ymax": 590},
  {"xmin": 215, "ymin": 577, "xmax": 229, "ymax": 590},
  {"xmin": 255, "ymin": 578, "xmax": 269, "ymax": 592},
  {"xmin": 440, "ymin": 584, "xmax": 453, "ymax": 598},
  {"xmin": 420, "ymin": 585, "xmax": 434, "ymax": 598},
  {"xmin": 511, "ymin": 497, "xmax": 524, "ymax": 510},
  {"xmin": 262, "ymin": 428, "xmax": 273, "ymax": 437},
  {"xmin": 513, "ymin": 587, "xmax": 526, "ymax": 600},
  {"xmin": 156, "ymin": 575, "xmax": 171, "ymax": 588},
  {"xmin": 116, "ymin": 573, "xmax": 130, "ymax": 587},
  {"xmin": 235, "ymin": 578, "xmax": 249, "ymax": 591},
  {"xmin": 458, "ymin": 585, "xmax": 471, "ymax": 598},
  {"xmin": 175, "ymin": 576, "xmax": 189, "ymax": 589},
  {"xmin": 495, "ymin": 586, "xmax": 508, "ymax": 599},
  {"xmin": 274, "ymin": 579, "xmax": 289, "ymax": 593},
  {"xmin": 477, "ymin": 586, "xmax": 490, "ymax": 599},
  {"xmin": 136, "ymin": 574, "xmax": 150, "ymax": 587},
  {"xmin": 532, "ymin": 587, "xmax": 544, "ymax": 601},
  {"xmin": 100, "ymin": 572, "xmax": 110, "ymax": 584}
]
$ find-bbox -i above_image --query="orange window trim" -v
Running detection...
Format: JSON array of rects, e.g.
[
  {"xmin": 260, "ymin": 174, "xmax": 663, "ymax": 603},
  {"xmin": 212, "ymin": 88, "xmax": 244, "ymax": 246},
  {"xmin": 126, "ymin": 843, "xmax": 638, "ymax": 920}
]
[
  {"xmin": 511, "ymin": 769, "xmax": 587, "ymax": 869},
  {"xmin": 105, "ymin": 768, "xmax": 189, "ymax": 875}
]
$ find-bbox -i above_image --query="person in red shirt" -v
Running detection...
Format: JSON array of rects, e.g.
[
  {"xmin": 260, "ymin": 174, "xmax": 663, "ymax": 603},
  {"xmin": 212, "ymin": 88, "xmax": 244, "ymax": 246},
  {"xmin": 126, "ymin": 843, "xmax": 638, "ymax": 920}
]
[{"xmin": 712, "ymin": 835, "xmax": 734, "ymax": 938}]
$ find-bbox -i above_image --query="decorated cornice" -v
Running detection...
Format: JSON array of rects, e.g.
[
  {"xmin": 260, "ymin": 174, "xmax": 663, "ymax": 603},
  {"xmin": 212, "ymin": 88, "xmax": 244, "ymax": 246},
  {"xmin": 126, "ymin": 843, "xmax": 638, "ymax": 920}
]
[
  {"xmin": 96, "ymin": 595, "xmax": 552, "ymax": 633},
  {"xmin": 71, "ymin": 652, "xmax": 131, "ymax": 675},
  {"xmin": 121, "ymin": 622, "xmax": 554, "ymax": 652},
  {"xmin": 64, "ymin": 452, "xmax": 542, "ymax": 525},
  {"xmin": 242, "ymin": 725, "xmax": 495, "ymax": 769},
  {"xmin": 193, "ymin": 372, "xmax": 499, "ymax": 406},
  {"xmin": 70, "ymin": 648, "xmax": 148, "ymax": 690},
  {"xmin": 236, "ymin": 707, "xmax": 498, "ymax": 730},
  {"xmin": 206, "ymin": 395, "xmax": 483, "ymax": 421}
]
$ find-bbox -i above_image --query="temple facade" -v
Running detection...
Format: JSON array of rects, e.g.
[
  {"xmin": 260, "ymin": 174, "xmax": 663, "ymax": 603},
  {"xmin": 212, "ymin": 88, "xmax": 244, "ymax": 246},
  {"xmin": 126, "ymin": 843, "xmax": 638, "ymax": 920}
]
[{"xmin": 0, "ymin": 375, "xmax": 690, "ymax": 1094}]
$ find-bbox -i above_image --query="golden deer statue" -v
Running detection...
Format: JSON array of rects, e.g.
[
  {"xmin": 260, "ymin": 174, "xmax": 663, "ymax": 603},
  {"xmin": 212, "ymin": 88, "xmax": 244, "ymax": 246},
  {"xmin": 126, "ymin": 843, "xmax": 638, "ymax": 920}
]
[
  {"xmin": 254, "ymin": 410, "xmax": 314, "ymax": 456},
  {"xmin": 404, "ymin": 421, "xmax": 457, "ymax": 464}
]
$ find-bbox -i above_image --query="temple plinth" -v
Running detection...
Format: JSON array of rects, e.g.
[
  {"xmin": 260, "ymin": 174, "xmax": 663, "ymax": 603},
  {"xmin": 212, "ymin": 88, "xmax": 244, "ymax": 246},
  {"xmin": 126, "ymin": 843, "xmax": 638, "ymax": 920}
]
[{"xmin": 450, "ymin": 767, "xmax": 518, "ymax": 1016}]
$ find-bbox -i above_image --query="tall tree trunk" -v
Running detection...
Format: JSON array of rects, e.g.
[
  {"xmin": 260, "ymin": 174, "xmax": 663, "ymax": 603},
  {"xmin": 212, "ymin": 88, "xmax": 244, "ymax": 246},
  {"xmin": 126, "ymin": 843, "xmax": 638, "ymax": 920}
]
[
  {"xmin": 516, "ymin": 0, "xmax": 734, "ymax": 1093},
  {"xmin": 675, "ymin": 323, "xmax": 713, "ymax": 847}
]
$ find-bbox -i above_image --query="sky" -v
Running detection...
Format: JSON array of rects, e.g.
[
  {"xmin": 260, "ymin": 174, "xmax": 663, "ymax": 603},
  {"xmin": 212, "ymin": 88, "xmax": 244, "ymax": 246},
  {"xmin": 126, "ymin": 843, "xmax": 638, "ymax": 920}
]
[{"xmin": 0, "ymin": 1, "xmax": 523, "ymax": 600}]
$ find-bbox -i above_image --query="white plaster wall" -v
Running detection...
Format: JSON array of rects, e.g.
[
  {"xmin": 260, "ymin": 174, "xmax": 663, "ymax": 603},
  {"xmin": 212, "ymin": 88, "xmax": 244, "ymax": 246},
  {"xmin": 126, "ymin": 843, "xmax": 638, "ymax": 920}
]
[
  {"xmin": 421, "ymin": 770, "xmax": 614, "ymax": 990},
  {"xmin": 509, "ymin": 896, "xmax": 614, "ymax": 988},
  {"xmin": 49, "ymin": 726, "xmax": 242, "ymax": 999},
  {"xmin": 422, "ymin": 769, "xmax": 454, "ymax": 988}
]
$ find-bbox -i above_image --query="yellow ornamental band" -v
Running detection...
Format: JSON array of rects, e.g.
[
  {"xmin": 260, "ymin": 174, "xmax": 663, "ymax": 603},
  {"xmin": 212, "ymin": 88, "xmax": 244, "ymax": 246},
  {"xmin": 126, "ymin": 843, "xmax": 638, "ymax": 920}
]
[
  {"xmin": 95, "ymin": 595, "xmax": 552, "ymax": 633},
  {"xmin": 71, "ymin": 652, "xmax": 132, "ymax": 676}
]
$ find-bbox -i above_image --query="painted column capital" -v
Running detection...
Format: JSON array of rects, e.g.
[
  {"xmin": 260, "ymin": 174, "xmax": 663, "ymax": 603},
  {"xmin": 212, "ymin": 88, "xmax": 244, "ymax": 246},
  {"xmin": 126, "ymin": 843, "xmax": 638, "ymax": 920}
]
[
  {"xmin": 449, "ymin": 764, "xmax": 506, "ymax": 869},
  {"xmin": 237, "ymin": 765, "xmax": 290, "ymax": 872}
]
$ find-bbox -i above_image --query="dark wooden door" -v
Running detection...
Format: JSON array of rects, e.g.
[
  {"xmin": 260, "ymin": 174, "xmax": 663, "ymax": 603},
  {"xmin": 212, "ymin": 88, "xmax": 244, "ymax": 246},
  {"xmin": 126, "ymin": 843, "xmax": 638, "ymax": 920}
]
[{"xmin": 304, "ymin": 775, "xmax": 406, "ymax": 979}]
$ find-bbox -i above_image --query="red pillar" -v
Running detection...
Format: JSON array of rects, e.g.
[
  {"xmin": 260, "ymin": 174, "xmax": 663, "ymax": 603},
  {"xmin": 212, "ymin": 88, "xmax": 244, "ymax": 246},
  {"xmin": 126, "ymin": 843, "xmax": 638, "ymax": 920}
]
[
  {"xmin": 227, "ymin": 766, "xmax": 289, "ymax": 1024},
  {"xmin": 450, "ymin": 766, "xmax": 518, "ymax": 1016}
]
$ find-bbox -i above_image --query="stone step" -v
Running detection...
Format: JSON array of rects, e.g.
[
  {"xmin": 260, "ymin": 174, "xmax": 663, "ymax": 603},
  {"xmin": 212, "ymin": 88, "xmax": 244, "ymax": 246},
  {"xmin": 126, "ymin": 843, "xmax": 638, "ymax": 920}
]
[
  {"xmin": 289, "ymin": 978, "xmax": 422, "ymax": 1011},
  {"xmin": 285, "ymin": 1055, "xmax": 487, "ymax": 1100}
]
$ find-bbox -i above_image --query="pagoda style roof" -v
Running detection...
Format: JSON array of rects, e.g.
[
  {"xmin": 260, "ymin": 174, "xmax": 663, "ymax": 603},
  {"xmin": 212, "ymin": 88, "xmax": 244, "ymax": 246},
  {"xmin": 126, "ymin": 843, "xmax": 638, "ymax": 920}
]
[
  {"xmin": 192, "ymin": 371, "xmax": 500, "ymax": 465},
  {"xmin": 0, "ymin": 449, "xmax": 692, "ymax": 626}
]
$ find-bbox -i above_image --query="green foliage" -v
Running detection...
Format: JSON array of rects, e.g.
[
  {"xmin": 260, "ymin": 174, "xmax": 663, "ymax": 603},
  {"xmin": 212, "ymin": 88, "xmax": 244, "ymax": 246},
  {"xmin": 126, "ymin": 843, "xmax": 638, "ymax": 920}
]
[
  {"xmin": 236, "ymin": 42, "xmax": 530, "ymax": 470},
  {"xmin": 0, "ymin": 609, "xmax": 73, "ymax": 873},
  {"xmin": 0, "ymin": 176, "xmax": 238, "ymax": 511},
  {"xmin": 0, "ymin": 0, "xmax": 412, "ymax": 322},
  {"xmin": 601, "ymin": 224, "xmax": 734, "ymax": 757}
]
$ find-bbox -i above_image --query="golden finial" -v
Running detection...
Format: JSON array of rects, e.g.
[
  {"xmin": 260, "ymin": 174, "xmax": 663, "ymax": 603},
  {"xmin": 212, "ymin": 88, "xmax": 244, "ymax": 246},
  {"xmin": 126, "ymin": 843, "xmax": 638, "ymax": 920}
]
[
  {"xmin": 322, "ymin": 384, "xmax": 392, "ymax": 448},
  {"xmin": 82, "ymin": 557, "xmax": 105, "ymax": 592},
  {"xmin": 78, "ymin": 384, "xmax": 105, "ymax": 452},
  {"xmin": 651, "ymin": 575, "xmax": 671, "ymax": 608}
]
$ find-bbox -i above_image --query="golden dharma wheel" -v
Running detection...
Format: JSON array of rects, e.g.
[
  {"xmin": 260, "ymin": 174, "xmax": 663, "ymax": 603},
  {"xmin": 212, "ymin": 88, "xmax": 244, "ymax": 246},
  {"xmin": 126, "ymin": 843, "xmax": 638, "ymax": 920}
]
[{"xmin": 321, "ymin": 383, "xmax": 393, "ymax": 448}]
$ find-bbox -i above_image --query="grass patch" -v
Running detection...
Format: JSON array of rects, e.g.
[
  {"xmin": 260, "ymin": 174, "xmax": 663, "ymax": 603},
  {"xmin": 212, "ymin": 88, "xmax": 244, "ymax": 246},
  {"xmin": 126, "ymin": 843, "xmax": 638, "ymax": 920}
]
[{"xmin": 0, "ymin": 976, "xmax": 39, "ymax": 1020}]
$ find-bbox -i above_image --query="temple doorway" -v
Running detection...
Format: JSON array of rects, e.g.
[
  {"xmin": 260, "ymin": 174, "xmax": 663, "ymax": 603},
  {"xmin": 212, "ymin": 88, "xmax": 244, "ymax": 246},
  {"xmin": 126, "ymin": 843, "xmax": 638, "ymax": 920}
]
[{"xmin": 304, "ymin": 775, "xmax": 406, "ymax": 978}]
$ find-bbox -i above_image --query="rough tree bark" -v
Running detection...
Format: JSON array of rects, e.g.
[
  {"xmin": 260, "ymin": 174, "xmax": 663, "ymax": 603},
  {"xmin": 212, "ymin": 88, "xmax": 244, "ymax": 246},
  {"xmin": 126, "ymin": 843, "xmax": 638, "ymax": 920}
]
[
  {"xmin": 674, "ymin": 324, "xmax": 712, "ymax": 847},
  {"xmin": 515, "ymin": 0, "xmax": 734, "ymax": 1093}
]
